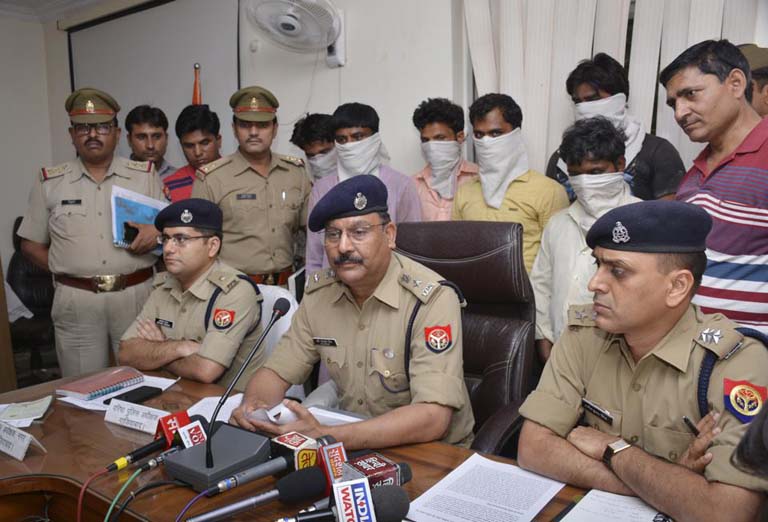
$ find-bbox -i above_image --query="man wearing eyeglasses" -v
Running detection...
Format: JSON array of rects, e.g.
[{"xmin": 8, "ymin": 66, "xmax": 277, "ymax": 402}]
[
  {"xmin": 230, "ymin": 175, "xmax": 474, "ymax": 450},
  {"xmin": 118, "ymin": 199, "xmax": 264, "ymax": 389},
  {"xmin": 18, "ymin": 88, "xmax": 163, "ymax": 377},
  {"xmin": 192, "ymin": 86, "xmax": 311, "ymax": 287}
]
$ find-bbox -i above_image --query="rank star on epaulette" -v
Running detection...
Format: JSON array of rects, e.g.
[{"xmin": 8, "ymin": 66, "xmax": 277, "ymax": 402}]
[
  {"xmin": 699, "ymin": 328, "xmax": 723, "ymax": 345},
  {"xmin": 411, "ymin": 278, "xmax": 422, "ymax": 288},
  {"xmin": 400, "ymin": 274, "xmax": 410, "ymax": 284}
]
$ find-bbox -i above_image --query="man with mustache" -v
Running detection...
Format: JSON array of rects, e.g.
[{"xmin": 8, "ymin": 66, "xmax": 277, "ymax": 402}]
[
  {"xmin": 118, "ymin": 199, "xmax": 264, "ymax": 390},
  {"xmin": 453, "ymin": 93, "xmax": 569, "ymax": 272},
  {"xmin": 192, "ymin": 86, "xmax": 311, "ymax": 286},
  {"xmin": 518, "ymin": 200, "xmax": 768, "ymax": 522},
  {"xmin": 18, "ymin": 88, "xmax": 163, "ymax": 376},
  {"xmin": 163, "ymin": 105, "xmax": 222, "ymax": 202},
  {"xmin": 230, "ymin": 175, "xmax": 474, "ymax": 450},
  {"xmin": 125, "ymin": 105, "xmax": 176, "ymax": 179},
  {"xmin": 303, "ymin": 103, "xmax": 422, "ymax": 274},
  {"xmin": 662, "ymin": 40, "xmax": 768, "ymax": 335}
]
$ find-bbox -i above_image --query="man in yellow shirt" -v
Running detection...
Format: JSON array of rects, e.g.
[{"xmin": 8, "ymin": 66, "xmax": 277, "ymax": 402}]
[{"xmin": 452, "ymin": 93, "xmax": 568, "ymax": 272}]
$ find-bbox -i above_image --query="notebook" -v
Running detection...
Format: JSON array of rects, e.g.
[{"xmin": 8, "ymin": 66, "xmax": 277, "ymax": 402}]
[{"xmin": 56, "ymin": 367, "xmax": 144, "ymax": 401}]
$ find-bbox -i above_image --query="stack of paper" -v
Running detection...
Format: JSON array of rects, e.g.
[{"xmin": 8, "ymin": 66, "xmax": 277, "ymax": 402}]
[{"xmin": 0, "ymin": 396, "xmax": 53, "ymax": 428}]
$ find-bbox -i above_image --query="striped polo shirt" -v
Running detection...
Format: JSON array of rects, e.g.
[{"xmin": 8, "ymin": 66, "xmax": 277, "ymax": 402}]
[{"xmin": 676, "ymin": 117, "xmax": 768, "ymax": 332}]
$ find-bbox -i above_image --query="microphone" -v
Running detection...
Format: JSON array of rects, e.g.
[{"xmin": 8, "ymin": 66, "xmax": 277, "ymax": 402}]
[
  {"xmin": 187, "ymin": 466, "xmax": 327, "ymax": 522},
  {"xmin": 275, "ymin": 484, "xmax": 410, "ymax": 522},
  {"xmin": 107, "ymin": 412, "xmax": 208, "ymax": 471},
  {"xmin": 205, "ymin": 297, "xmax": 292, "ymax": 468},
  {"xmin": 209, "ymin": 432, "xmax": 335, "ymax": 496}
]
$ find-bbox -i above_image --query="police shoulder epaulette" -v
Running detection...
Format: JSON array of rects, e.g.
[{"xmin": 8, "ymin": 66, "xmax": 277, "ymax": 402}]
[
  {"xmin": 208, "ymin": 270, "xmax": 240, "ymax": 294},
  {"xmin": 40, "ymin": 162, "xmax": 72, "ymax": 181},
  {"xmin": 694, "ymin": 322, "xmax": 744, "ymax": 360},
  {"xmin": 567, "ymin": 304, "xmax": 597, "ymax": 327},
  {"xmin": 196, "ymin": 156, "xmax": 233, "ymax": 180},
  {"xmin": 125, "ymin": 159, "xmax": 153, "ymax": 172},
  {"xmin": 152, "ymin": 271, "xmax": 170, "ymax": 287},
  {"xmin": 304, "ymin": 268, "xmax": 338, "ymax": 294},
  {"xmin": 281, "ymin": 154, "xmax": 305, "ymax": 167},
  {"xmin": 399, "ymin": 272, "xmax": 440, "ymax": 304}
]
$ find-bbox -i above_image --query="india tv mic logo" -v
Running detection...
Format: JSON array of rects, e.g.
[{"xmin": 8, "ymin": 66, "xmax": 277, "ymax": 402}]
[{"xmin": 337, "ymin": 479, "xmax": 376, "ymax": 522}]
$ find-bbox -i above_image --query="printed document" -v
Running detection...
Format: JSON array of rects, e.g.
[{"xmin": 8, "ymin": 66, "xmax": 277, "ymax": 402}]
[
  {"xmin": 561, "ymin": 489, "xmax": 668, "ymax": 522},
  {"xmin": 407, "ymin": 453, "xmax": 564, "ymax": 522}
]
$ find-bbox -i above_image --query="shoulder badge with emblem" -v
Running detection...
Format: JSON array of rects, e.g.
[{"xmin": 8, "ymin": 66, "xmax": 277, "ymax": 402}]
[
  {"xmin": 399, "ymin": 272, "xmax": 438, "ymax": 304},
  {"xmin": 304, "ymin": 268, "xmax": 338, "ymax": 294},
  {"xmin": 568, "ymin": 304, "xmax": 597, "ymax": 327},
  {"xmin": 208, "ymin": 270, "xmax": 239, "ymax": 293},
  {"xmin": 125, "ymin": 159, "xmax": 153, "ymax": 173},
  {"xmin": 425, "ymin": 325, "xmax": 453, "ymax": 353},
  {"xmin": 723, "ymin": 378, "xmax": 767, "ymax": 423},
  {"xmin": 40, "ymin": 162, "xmax": 72, "ymax": 181},
  {"xmin": 281, "ymin": 155, "xmax": 305, "ymax": 167},
  {"xmin": 694, "ymin": 323, "xmax": 744, "ymax": 359},
  {"xmin": 196, "ymin": 156, "xmax": 233, "ymax": 180}
]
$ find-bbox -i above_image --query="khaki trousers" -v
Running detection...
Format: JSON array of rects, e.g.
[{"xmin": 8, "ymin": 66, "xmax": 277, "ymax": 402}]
[{"xmin": 51, "ymin": 279, "xmax": 152, "ymax": 377}]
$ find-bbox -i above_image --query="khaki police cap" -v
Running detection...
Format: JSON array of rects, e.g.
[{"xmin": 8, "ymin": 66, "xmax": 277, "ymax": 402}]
[
  {"xmin": 65, "ymin": 87, "xmax": 120, "ymax": 124},
  {"xmin": 739, "ymin": 44, "xmax": 768, "ymax": 73},
  {"xmin": 230, "ymin": 86, "xmax": 279, "ymax": 122}
]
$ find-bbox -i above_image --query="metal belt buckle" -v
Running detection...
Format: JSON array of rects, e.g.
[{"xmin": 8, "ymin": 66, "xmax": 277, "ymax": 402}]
[{"xmin": 95, "ymin": 274, "xmax": 118, "ymax": 292}]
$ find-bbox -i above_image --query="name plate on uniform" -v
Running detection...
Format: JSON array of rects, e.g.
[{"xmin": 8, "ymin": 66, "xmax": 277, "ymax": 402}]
[
  {"xmin": 105, "ymin": 399, "xmax": 168, "ymax": 434},
  {"xmin": 0, "ymin": 421, "xmax": 46, "ymax": 461}
]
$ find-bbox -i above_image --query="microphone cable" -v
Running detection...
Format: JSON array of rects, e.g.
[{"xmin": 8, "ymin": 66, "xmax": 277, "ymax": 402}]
[
  {"xmin": 175, "ymin": 489, "xmax": 210, "ymax": 522},
  {"xmin": 77, "ymin": 467, "xmax": 110, "ymax": 522},
  {"xmin": 109, "ymin": 480, "xmax": 187, "ymax": 522},
  {"xmin": 103, "ymin": 467, "xmax": 143, "ymax": 522}
]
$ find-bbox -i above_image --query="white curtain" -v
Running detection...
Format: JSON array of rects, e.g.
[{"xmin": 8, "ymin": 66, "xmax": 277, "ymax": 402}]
[{"xmin": 465, "ymin": 0, "xmax": 761, "ymax": 173}]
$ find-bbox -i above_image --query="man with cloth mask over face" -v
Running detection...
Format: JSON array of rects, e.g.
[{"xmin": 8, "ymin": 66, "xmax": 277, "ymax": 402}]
[
  {"xmin": 545, "ymin": 53, "xmax": 685, "ymax": 202},
  {"xmin": 304, "ymin": 102, "xmax": 422, "ymax": 274},
  {"xmin": 453, "ymin": 93, "xmax": 569, "ymax": 272},
  {"xmin": 290, "ymin": 113, "xmax": 338, "ymax": 182},
  {"xmin": 410, "ymin": 98, "xmax": 478, "ymax": 221},
  {"xmin": 531, "ymin": 117, "xmax": 640, "ymax": 362}
]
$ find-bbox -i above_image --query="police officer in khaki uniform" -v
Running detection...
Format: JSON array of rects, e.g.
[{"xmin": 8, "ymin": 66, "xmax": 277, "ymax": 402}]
[
  {"xmin": 19, "ymin": 88, "xmax": 163, "ymax": 377},
  {"xmin": 231, "ymin": 176, "xmax": 474, "ymax": 450},
  {"xmin": 118, "ymin": 199, "xmax": 264, "ymax": 391},
  {"xmin": 191, "ymin": 86, "xmax": 311, "ymax": 285},
  {"xmin": 517, "ymin": 200, "xmax": 768, "ymax": 521}
]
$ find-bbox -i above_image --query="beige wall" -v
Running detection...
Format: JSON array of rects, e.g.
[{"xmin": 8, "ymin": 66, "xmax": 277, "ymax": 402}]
[{"xmin": 0, "ymin": 17, "xmax": 53, "ymax": 273}]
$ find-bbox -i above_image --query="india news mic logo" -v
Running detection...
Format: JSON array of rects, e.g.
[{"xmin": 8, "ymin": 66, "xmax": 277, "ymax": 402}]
[{"xmin": 334, "ymin": 478, "xmax": 377, "ymax": 522}]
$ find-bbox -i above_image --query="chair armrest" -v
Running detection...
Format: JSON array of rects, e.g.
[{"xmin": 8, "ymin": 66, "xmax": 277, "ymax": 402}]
[{"xmin": 470, "ymin": 398, "xmax": 525, "ymax": 456}]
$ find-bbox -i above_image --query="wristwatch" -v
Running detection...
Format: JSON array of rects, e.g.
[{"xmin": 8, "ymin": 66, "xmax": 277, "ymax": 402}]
[{"xmin": 602, "ymin": 439, "xmax": 631, "ymax": 470}]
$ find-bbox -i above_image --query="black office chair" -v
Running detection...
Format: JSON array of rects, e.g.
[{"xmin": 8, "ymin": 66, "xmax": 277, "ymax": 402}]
[{"xmin": 395, "ymin": 221, "xmax": 539, "ymax": 456}]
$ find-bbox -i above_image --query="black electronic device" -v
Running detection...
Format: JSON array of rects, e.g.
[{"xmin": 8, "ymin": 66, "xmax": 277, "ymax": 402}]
[{"xmin": 103, "ymin": 385, "xmax": 162, "ymax": 405}]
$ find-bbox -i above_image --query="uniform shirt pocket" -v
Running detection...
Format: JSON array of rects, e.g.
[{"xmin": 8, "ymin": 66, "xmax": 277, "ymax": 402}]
[
  {"xmin": 369, "ymin": 348, "xmax": 410, "ymax": 407},
  {"xmin": 226, "ymin": 191, "xmax": 265, "ymax": 219},
  {"xmin": 642, "ymin": 424, "xmax": 694, "ymax": 463},
  {"xmin": 50, "ymin": 203, "xmax": 89, "ymax": 237},
  {"xmin": 319, "ymin": 345, "xmax": 346, "ymax": 383},
  {"xmin": 583, "ymin": 398, "xmax": 623, "ymax": 437}
]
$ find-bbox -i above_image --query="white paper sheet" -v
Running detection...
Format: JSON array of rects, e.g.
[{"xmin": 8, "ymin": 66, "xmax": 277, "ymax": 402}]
[
  {"xmin": 57, "ymin": 375, "xmax": 178, "ymax": 411},
  {"xmin": 560, "ymin": 490, "xmax": 666, "ymax": 522},
  {"xmin": 186, "ymin": 394, "xmax": 243, "ymax": 423},
  {"xmin": 0, "ymin": 396, "xmax": 53, "ymax": 427},
  {"xmin": 407, "ymin": 453, "xmax": 565, "ymax": 522},
  {"xmin": 247, "ymin": 403, "xmax": 364, "ymax": 427}
]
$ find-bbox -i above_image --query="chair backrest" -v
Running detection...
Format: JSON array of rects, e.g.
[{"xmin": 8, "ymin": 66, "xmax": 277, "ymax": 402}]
[
  {"xmin": 7, "ymin": 216, "xmax": 53, "ymax": 315},
  {"xmin": 394, "ymin": 221, "xmax": 538, "ymax": 430},
  {"xmin": 257, "ymin": 284, "xmax": 305, "ymax": 399}
]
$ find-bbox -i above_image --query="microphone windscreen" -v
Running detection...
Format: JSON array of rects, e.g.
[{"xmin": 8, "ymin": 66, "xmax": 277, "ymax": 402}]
[
  {"xmin": 398, "ymin": 462, "xmax": 413, "ymax": 484},
  {"xmin": 188, "ymin": 414, "xmax": 210, "ymax": 432},
  {"xmin": 372, "ymin": 485, "xmax": 410, "ymax": 522},
  {"xmin": 277, "ymin": 466, "xmax": 327, "ymax": 503},
  {"xmin": 273, "ymin": 297, "xmax": 291, "ymax": 317}
]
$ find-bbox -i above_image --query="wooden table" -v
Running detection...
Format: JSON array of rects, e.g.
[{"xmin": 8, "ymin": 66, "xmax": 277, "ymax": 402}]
[{"xmin": 0, "ymin": 375, "xmax": 585, "ymax": 521}]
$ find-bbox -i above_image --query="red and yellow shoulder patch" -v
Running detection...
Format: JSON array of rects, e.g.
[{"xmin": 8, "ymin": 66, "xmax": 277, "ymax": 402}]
[
  {"xmin": 425, "ymin": 325, "xmax": 453, "ymax": 353},
  {"xmin": 212, "ymin": 309, "xmax": 235, "ymax": 330},
  {"xmin": 724, "ymin": 379, "xmax": 767, "ymax": 423}
]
